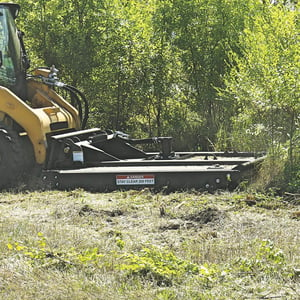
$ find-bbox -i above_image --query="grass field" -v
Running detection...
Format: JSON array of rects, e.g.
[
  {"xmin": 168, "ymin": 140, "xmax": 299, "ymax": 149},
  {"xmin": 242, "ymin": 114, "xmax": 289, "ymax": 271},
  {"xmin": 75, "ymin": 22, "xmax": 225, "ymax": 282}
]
[{"xmin": 0, "ymin": 188, "xmax": 299, "ymax": 299}]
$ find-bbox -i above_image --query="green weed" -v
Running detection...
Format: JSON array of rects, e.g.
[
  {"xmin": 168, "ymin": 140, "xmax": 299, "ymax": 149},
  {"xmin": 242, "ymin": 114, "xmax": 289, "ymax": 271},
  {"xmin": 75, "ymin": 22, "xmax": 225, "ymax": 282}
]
[
  {"xmin": 7, "ymin": 232, "xmax": 104, "ymax": 270},
  {"xmin": 234, "ymin": 239, "xmax": 293, "ymax": 278},
  {"xmin": 118, "ymin": 246, "xmax": 221, "ymax": 287}
]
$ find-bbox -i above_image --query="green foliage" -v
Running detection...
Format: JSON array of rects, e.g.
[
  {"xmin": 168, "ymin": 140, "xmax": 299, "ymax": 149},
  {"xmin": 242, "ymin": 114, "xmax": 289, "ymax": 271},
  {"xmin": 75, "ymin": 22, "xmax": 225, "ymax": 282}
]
[
  {"xmin": 10, "ymin": 235, "xmax": 290, "ymax": 289},
  {"xmin": 256, "ymin": 240, "xmax": 285, "ymax": 265},
  {"xmin": 7, "ymin": 232, "xmax": 104, "ymax": 270},
  {"xmin": 286, "ymin": 167, "xmax": 300, "ymax": 193},
  {"xmin": 13, "ymin": 0, "xmax": 249, "ymax": 145},
  {"xmin": 219, "ymin": 3, "xmax": 300, "ymax": 189},
  {"xmin": 7, "ymin": 233, "xmax": 222, "ymax": 287},
  {"xmin": 119, "ymin": 246, "xmax": 201, "ymax": 286},
  {"xmin": 234, "ymin": 239, "xmax": 293, "ymax": 278}
]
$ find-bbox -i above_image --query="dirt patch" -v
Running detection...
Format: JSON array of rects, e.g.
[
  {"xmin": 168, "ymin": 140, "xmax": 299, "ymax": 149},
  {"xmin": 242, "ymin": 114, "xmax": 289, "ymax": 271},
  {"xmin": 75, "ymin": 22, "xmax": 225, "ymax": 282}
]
[
  {"xmin": 159, "ymin": 220, "xmax": 183, "ymax": 231},
  {"xmin": 183, "ymin": 207, "xmax": 225, "ymax": 225},
  {"xmin": 159, "ymin": 207, "xmax": 226, "ymax": 231},
  {"xmin": 78, "ymin": 204, "xmax": 124, "ymax": 217}
]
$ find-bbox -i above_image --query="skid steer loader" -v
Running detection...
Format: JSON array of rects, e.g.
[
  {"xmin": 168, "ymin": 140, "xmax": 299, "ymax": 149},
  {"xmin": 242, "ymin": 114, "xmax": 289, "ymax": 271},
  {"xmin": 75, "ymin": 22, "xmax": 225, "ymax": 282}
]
[{"xmin": 0, "ymin": 3, "xmax": 264, "ymax": 191}]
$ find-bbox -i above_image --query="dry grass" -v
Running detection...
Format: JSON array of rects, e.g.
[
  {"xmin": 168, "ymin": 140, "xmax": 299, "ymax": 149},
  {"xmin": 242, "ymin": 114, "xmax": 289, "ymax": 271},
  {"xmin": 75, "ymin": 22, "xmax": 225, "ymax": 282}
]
[{"xmin": 0, "ymin": 189, "xmax": 299, "ymax": 299}]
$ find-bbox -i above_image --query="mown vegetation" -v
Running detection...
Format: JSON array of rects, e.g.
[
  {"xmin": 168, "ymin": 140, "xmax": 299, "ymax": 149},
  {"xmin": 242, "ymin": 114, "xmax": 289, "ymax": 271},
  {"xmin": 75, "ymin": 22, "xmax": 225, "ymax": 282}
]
[
  {"xmin": 12, "ymin": 0, "xmax": 299, "ymax": 192},
  {"xmin": 0, "ymin": 189, "xmax": 299, "ymax": 299}
]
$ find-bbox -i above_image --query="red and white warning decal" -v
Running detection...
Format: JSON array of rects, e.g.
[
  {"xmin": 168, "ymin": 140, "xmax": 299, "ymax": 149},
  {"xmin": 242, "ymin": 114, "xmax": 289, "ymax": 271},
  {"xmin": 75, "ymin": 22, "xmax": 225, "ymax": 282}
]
[{"xmin": 116, "ymin": 174, "xmax": 155, "ymax": 185}]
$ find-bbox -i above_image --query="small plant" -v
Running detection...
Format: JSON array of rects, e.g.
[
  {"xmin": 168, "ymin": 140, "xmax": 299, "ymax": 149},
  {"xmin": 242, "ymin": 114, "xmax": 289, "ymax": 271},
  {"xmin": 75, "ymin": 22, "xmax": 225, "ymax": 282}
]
[
  {"xmin": 7, "ymin": 233, "xmax": 104, "ymax": 270},
  {"xmin": 234, "ymin": 239, "xmax": 292, "ymax": 277},
  {"xmin": 119, "ymin": 246, "xmax": 201, "ymax": 286},
  {"xmin": 116, "ymin": 237, "xmax": 125, "ymax": 250},
  {"xmin": 256, "ymin": 239, "xmax": 285, "ymax": 265}
]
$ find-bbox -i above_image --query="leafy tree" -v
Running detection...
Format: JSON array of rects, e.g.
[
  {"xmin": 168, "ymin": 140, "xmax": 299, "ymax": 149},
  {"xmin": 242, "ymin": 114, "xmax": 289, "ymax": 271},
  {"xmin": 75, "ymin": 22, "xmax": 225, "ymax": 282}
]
[
  {"xmin": 151, "ymin": 0, "xmax": 256, "ymax": 149},
  {"xmin": 221, "ymin": 3, "xmax": 299, "ymax": 190}
]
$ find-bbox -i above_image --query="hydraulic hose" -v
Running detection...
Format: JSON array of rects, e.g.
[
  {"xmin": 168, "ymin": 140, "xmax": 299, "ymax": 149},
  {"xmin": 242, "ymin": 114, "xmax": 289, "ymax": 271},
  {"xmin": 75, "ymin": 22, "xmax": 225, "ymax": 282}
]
[
  {"xmin": 28, "ymin": 68, "xmax": 90, "ymax": 129},
  {"xmin": 64, "ymin": 84, "xmax": 89, "ymax": 129},
  {"xmin": 61, "ymin": 85, "xmax": 83, "ymax": 126}
]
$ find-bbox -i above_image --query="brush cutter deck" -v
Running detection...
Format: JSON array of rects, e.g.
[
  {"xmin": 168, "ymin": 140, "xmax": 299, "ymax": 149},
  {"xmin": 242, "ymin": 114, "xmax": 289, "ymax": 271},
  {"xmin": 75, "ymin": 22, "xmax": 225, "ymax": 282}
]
[{"xmin": 42, "ymin": 128, "xmax": 264, "ymax": 191}]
